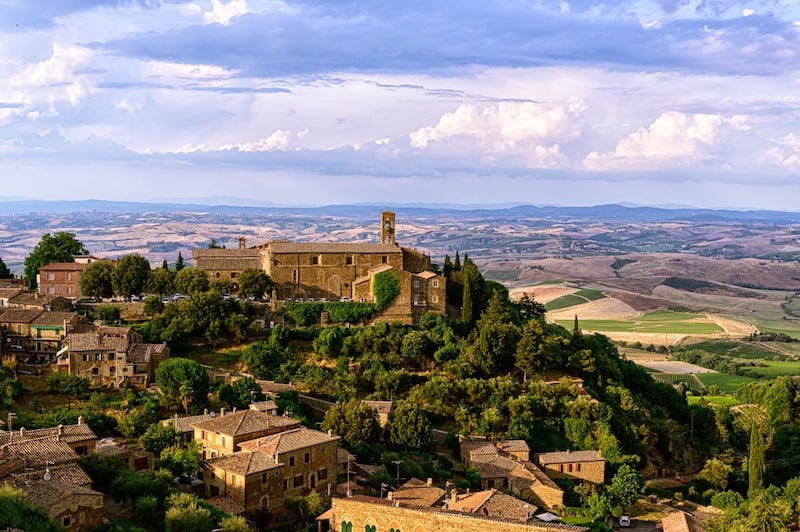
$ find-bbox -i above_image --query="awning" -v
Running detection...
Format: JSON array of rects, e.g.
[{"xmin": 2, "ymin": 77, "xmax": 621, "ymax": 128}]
[{"xmin": 316, "ymin": 508, "xmax": 334, "ymax": 521}]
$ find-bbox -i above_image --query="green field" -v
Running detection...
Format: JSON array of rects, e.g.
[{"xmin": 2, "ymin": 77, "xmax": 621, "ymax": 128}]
[
  {"xmin": 545, "ymin": 288, "xmax": 606, "ymax": 311},
  {"xmin": 746, "ymin": 317, "xmax": 800, "ymax": 339},
  {"xmin": 696, "ymin": 372, "xmax": 758, "ymax": 393},
  {"xmin": 650, "ymin": 373, "xmax": 705, "ymax": 393},
  {"xmin": 638, "ymin": 310, "xmax": 706, "ymax": 322},
  {"xmin": 558, "ymin": 318, "xmax": 721, "ymax": 334},
  {"xmin": 684, "ymin": 339, "xmax": 786, "ymax": 360},
  {"xmin": 738, "ymin": 360, "xmax": 800, "ymax": 379}
]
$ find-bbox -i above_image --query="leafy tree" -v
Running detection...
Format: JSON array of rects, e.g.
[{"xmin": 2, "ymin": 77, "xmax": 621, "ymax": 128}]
[
  {"xmin": 164, "ymin": 503, "xmax": 214, "ymax": 532},
  {"xmin": 118, "ymin": 410, "xmax": 148, "ymax": 438},
  {"xmin": 321, "ymin": 399, "xmax": 381, "ymax": 448},
  {"xmin": 0, "ymin": 257, "xmax": 12, "ymax": 279},
  {"xmin": 143, "ymin": 295, "xmax": 165, "ymax": 316},
  {"xmin": 79, "ymin": 260, "xmax": 114, "ymax": 300},
  {"xmin": 461, "ymin": 258, "xmax": 484, "ymax": 324},
  {"xmin": 749, "ymin": 422, "xmax": 766, "ymax": 498},
  {"xmin": 313, "ymin": 326, "xmax": 345, "ymax": 358},
  {"xmin": 0, "ymin": 484, "xmax": 60, "ymax": 532},
  {"xmin": 453, "ymin": 251, "xmax": 461, "ymax": 271},
  {"xmin": 47, "ymin": 372, "xmax": 90, "ymax": 405},
  {"xmin": 387, "ymin": 399, "xmax": 433, "ymax": 451},
  {"xmin": 174, "ymin": 268, "xmax": 209, "ymax": 296},
  {"xmin": 148, "ymin": 267, "xmax": 175, "ymax": 297},
  {"xmin": 157, "ymin": 442, "xmax": 201, "ymax": 477},
  {"xmin": 218, "ymin": 515, "xmax": 252, "ymax": 531},
  {"xmin": 24, "ymin": 231, "xmax": 87, "ymax": 289},
  {"xmin": 241, "ymin": 339, "xmax": 286, "ymax": 380},
  {"xmin": 162, "ymin": 259, "xmax": 169, "ymax": 270},
  {"xmin": 96, "ymin": 304, "xmax": 121, "ymax": 323},
  {"xmin": 587, "ymin": 491, "xmax": 612, "ymax": 520},
  {"xmin": 443, "ymin": 254, "xmax": 452, "ymax": 278},
  {"xmin": 287, "ymin": 491, "xmax": 329, "ymax": 527},
  {"xmin": 133, "ymin": 495, "xmax": 163, "ymax": 530},
  {"xmin": 699, "ymin": 457, "xmax": 733, "ymax": 491},
  {"xmin": 607, "ymin": 464, "xmax": 641, "ymax": 508},
  {"xmin": 140, "ymin": 422, "xmax": 180, "ymax": 457},
  {"xmin": 111, "ymin": 469, "xmax": 171, "ymax": 510},
  {"xmin": 155, "ymin": 358, "xmax": 210, "ymax": 414},
  {"xmin": 175, "ymin": 252, "xmax": 185, "ymax": 271},
  {"xmin": 112, "ymin": 254, "xmax": 151, "ymax": 299},
  {"xmin": 210, "ymin": 277, "xmax": 233, "ymax": 295},
  {"xmin": 238, "ymin": 268, "xmax": 273, "ymax": 299},
  {"xmin": 79, "ymin": 452, "xmax": 126, "ymax": 492},
  {"xmin": 218, "ymin": 376, "xmax": 263, "ymax": 410}
]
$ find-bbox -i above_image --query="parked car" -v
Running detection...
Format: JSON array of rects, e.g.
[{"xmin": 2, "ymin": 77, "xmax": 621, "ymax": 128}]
[{"xmin": 619, "ymin": 516, "xmax": 630, "ymax": 527}]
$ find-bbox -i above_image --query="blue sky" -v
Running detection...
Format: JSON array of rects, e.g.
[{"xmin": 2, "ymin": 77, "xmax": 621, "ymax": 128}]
[{"xmin": 1, "ymin": 0, "xmax": 800, "ymax": 209}]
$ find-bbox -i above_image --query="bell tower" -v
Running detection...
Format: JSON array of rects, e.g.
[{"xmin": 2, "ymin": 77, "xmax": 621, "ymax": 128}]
[{"xmin": 381, "ymin": 211, "xmax": 396, "ymax": 244}]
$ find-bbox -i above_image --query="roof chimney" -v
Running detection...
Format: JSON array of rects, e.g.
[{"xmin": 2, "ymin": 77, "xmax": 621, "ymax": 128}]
[
  {"xmin": 232, "ymin": 407, "xmax": 237, "ymax": 413},
  {"xmin": 78, "ymin": 415, "xmax": 84, "ymax": 425},
  {"xmin": 451, "ymin": 488, "xmax": 458, "ymax": 502},
  {"xmin": 204, "ymin": 408, "xmax": 208, "ymax": 415},
  {"xmin": 427, "ymin": 478, "xmax": 433, "ymax": 486},
  {"xmin": 57, "ymin": 424, "xmax": 64, "ymax": 435},
  {"xmin": 328, "ymin": 429, "xmax": 332, "ymax": 437},
  {"xmin": 220, "ymin": 407, "xmax": 226, "ymax": 417},
  {"xmin": 238, "ymin": 237, "xmax": 246, "ymax": 249},
  {"xmin": 19, "ymin": 428, "xmax": 25, "ymax": 438},
  {"xmin": 387, "ymin": 491, "xmax": 393, "ymax": 501}
]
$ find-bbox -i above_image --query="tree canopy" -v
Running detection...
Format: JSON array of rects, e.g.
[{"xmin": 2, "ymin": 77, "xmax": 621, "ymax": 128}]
[
  {"xmin": 237, "ymin": 268, "xmax": 273, "ymax": 299},
  {"xmin": 155, "ymin": 358, "xmax": 210, "ymax": 414},
  {"xmin": 79, "ymin": 260, "xmax": 114, "ymax": 300},
  {"xmin": 112, "ymin": 254, "xmax": 151, "ymax": 298},
  {"xmin": 24, "ymin": 232, "xmax": 87, "ymax": 288}
]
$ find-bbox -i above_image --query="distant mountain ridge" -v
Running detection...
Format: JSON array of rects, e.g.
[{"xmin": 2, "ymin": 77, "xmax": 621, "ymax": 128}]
[{"xmin": 1, "ymin": 199, "xmax": 800, "ymax": 224}]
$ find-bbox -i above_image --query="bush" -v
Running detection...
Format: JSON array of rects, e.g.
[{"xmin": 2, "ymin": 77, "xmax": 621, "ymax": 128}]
[
  {"xmin": 324, "ymin": 302, "xmax": 376, "ymax": 323},
  {"xmin": 373, "ymin": 270, "xmax": 400, "ymax": 309},
  {"xmin": 96, "ymin": 304, "xmax": 121, "ymax": 323}
]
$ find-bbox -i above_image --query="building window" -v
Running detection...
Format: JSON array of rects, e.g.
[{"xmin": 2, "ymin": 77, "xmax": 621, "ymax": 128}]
[
  {"xmin": 215, "ymin": 272, "xmax": 221, "ymax": 278},
  {"xmin": 46, "ymin": 272, "xmax": 55, "ymax": 281},
  {"xmin": 66, "ymin": 286, "xmax": 72, "ymax": 294},
  {"xmin": 311, "ymin": 256, "xmax": 319, "ymax": 265},
  {"xmin": 289, "ymin": 456, "xmax": 295, "ymax": 467},
  {"xmin": 318, "ymin": 468, "xmax": 327, "ymax": 481},
  {"xmin": 109, "ymin": 367, "xmax": 115, "ymax": 376},
  {"xmin": 342, "ymin": 522, "xmax": 353, "ymax": 532},
  {"xmin": 201, "ymin": 431, "xmax": 206, "ymax": 440},
  {"xmin": 95, "ymin": 353, "xmax": 102, "ymax": 361},
  {"xmin": 66, "ymin": 272, "xmax": 72, "ymax": 281},
  {"xmin": 293, "ymin": 474, "xmax": 303, "ymax": 487},
  {"xmin": 82, "ymin": 354, "xmax": 90, "ymax": 362},
  {"xmin": 63, "ymin": 516, "xmax": 71, "ymax": 527},
  {"xmin": 413, "ymin": 280, "xmax": 419, "ymax": 288},
  {"xmin": 231, "ymin": 272, "xmax": 237, "ymax": 279},
  {"xmin": 108, "ymin": 353, "xmax": 115, "ymax": 360},
  {"xmin": 366, "ymin": 526, "xmax": 376, "ymax": 532},
  {"xmin": 577, "ymin": 463, "xmax": 582, "ymax": 472},
  {"xmin": 346, "ymin": 256, "xmax": 353, "ymax": 265},
  {"xmin": 432, "ymin": 296, "xmax": 438, "ymax": 303},
  {"xmin": 231, "ymin": 475, "xmax": 237, "ymax": 486},
  {"xmin": 92, "ymin": 368, "xmax": 99, "ymax": 377},
  {"xmin": 123, "ymin": 367, "xmax": 128, "ymax": 373},
  {"xmin": 558, "ymin": 464, "xmax": 564, "ymax": 472},
  {"xmin": 221, "ymin": 436, "xmax": 227, "ymax": 447},
  {"xmin": 293, "ymin": 270, "xmax": 298, "ymax": 283},
  {"xmin": 381, "ymin": 255, "xmax": 388, "ymax": 264},
  {"xmin": 433, "ymin": 280, "xmax": 439, "ymax": 288},
  {"xmin": 262, "ymin": 472, "xmax": 268, "ymax": 484},
  {"xmin": 304, "ymin": 452, "xmax": 310, "ymax": 463},
  {"xmin": 487, "ymin": 479, "xmax": 495, "ymax": 488},
  {"xmin": 568, "ymin": 464, "xmax": 573, "ymax": 473},
  {"xmin": 283, "ymin": 478, "xmax": 289, "ymax": 490}
]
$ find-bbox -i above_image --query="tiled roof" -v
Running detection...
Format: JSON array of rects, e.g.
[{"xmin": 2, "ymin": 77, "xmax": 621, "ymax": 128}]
[
  {"xmin": 337, "ymin": 447, "xmax": 356, "ymax": 465},
  {"xmin": 536, "ymin": 450, "xmax": 603, "ymax": 465},
  {"xmin": 4, "ymin": 439, "xmax": 80, "ymax": 467},
  {"xmin": 39, "ymin": 263, "xmax": 85, "ymax": 272},
  {"xmin": 249, "ymin": 400, "xmax": 278, "ymax": 412},
  {"xmin": 239, "ymin": 427, "xmax": 339, "ymax": 455},
  {"xmin": 13, "ymin": 463, "xmax": 93, "ymax": 486},
  {"xmin": 483, "ymin": 491, "xmax": 537, "ymax": 522},
  {"xmin": 31, "ymin": 311, "xmax": 79, "ymax": 327},
  {"xmin": 267, "ymin": 242, "xmax": 401, "ymax": 254},
  {"xmin": 128, "ymin": 343, "xmax": 169, "ymax": 363},
  {"xmin": 463, "ymin": 440, "xmax": 499, "ymax": 457},
  {"xmin": 8, "ymin": 293, "xmax": 67, "ymax": 307},
  {"xmin": 447, "ymin": 489, "xmax": 495, "ymax": 513},
  {"xmin": 191, "ymin": 410, "xmax": 299, "ymax": 437},
  {"xmin": 13, "ymin": 479, "xmax": 101, "ymax": 508},
  {"xmin": 66, "ymin": 332, "xmax": 129, "ymax": 352},
  {"xmin": 416, "ymin": 271, "xmax": 438, "ymax": 279},
  {"xmin": 0, "ymin": 287, "xmax": 22, "ymax": 299},
  {"xmin": 394, "ymin": 478, "xmax": 445, "ymax": 507},
  {"xmin": 0, "ymin": 308, "xmax": 42, "ymax": 323},
  {"xmin": 472, "ymin": 454, "xmax": 520, "ymax": 479},
  {"xmin": 361, "ymin": 400, "xmax": 393, "ymax": 414},
  {"xmin": 206, "ymin": 451, "xmax": 281, "ymax": 475},
  {"xmin": 510, "ymin": 462, "xmax": 562, "ymax": 491},
  {"xmin": 193, "ymin": 248, "xmax": 262, "ymax": 271},
  {"xmin": 497, "ymin": 440, "xmax": 530, "ymax": 454},
  {"xmin": 164, "ymin": 413, "xmax": 215, "ymax": 434},
  {"xmin": 0, "ymin": 423, "xmax": 96, "ymax": 446},
  {"xmin": 661, "ymin": 511, "xmax": 705, "ymax": 532},
  {"xmin": 207, "ymin": 496, "xmax": 246, "ymax": 515}
]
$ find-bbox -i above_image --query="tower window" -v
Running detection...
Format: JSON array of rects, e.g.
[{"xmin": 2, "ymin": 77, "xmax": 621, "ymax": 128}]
[
  {"xmin": 311, "ymin": 256, "xmax": 319, "ymax": 265},
  {"xmin": 346, "ymin": 256, "xmax": 353, "ymax": 265},
  {"xmin": 381, "ymin": 256, "xmax": 388, "ymax": 264}
]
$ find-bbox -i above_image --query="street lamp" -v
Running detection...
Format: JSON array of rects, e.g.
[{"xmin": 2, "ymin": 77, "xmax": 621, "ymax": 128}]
[
  {"xmin": 346, "ymin": 456, "xmax": 352, "ymax": 497},
  {"xmin": 391, "ymin": 460, "xmax": 403, "ymax": 486}
]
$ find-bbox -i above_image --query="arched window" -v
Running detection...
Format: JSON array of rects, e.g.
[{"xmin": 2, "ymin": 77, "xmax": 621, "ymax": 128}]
[
  {"xmin": 365, "ymin": 526, "xmax": 376, "ymax": 532},
  {"xmin": 341, "ymin": 521, "xmax": 353, "ymax": 532}
]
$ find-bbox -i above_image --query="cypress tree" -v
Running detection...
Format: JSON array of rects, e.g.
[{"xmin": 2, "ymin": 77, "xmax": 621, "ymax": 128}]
[
  {"xmin": 748, "ymin": 422, "xmax": 765, "ymax": 498},
  {"xmin": 162, "ymin": 259, "xmax": 169, "ymax": 270},
  {"xmin": 175, "ymin": 252, "xmax": 185, "ymax": 272},
  {"xmin": 443, "ymin": 254, "xmax": 452, "ymax": 278},
  {"xmin": 454, "ymin": 251, "xmax": 461, "ymax": 271}
]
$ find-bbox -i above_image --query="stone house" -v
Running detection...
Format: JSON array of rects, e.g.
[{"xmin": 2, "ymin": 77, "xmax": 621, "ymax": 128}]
[
  {"xmin": 0, "ymin": 308, "xmax": 86, "ymax": 363},
  {"xmin": 8, "ymin": 291, "xmax": 72, "ymax": 311},
  {"xmin": 12, "ymin": 479, "xmax": 104, "ymax": 532},
  {"xmin": 191, "ymin": 409, "xmax": 301, "ymax": 459},
  {"xmin": 0, "ymin": 286, "xmax": 23, "ymax": 307},
  {"xmin": 37, "ymin": 262, "xmax": 86, "ymax": 299},
  {"xmin": 322, "ymin": 495, "xmax": 590, "ymax": 532},
  {"xmin": 361, "ymin": 400, "xmax": 392, "ymax": 428},
  {"xmin": 0, "ymin": 418, "xmax": 97, "ymax": 457},
  {"xmin": 391, "ymin": 477, "xmax": 446, "ymax": 507},
  {"xmin": 191, "ymin": 238, "xmax": 261, "ymax": 293},
  {"xmin": 60, "ymin": 326, "xmax": 169, "ymax": 388},
  {"xmin": 534, "ymin": 450, "xmax": 605, "ymax": 485},
  {"xmin": 447, "ymin": 488, "xmax": 538, "ymax": 522},
  {"xmin": 0, "ymin": 308, "xmax": 47, "ymax": 354},
  {"xmin": 203, "ymin": 450, "xmax": 284, "ymax": 514}
]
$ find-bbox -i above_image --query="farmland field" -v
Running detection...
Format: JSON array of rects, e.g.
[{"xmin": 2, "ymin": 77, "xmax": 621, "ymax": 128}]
[
  {"xmin": 556, "ymin": 317, "xmax": 722, "ymax": 334},
  {"xmin": 545, "ymin": 288, "xmax": 606, "ymax": 311},
  {"xmin": 738, "ymin": 360, "xmax": 800, "ymax": 379},
  {"xmin": 696, "ymin": 372, "xmax": 759, "ymax": 393},
  {"xmin": 687, "ymin": 395, "xmax": 741, "ymax": 408}
]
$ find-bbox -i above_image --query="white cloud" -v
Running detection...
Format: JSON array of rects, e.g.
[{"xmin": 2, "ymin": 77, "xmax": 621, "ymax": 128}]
[
  {"xmin": 203, "ymin": 0, "xmax": 250, "ymax": 25},
  {"xmin": 171, "ymin": 129, "xmax": 306, "ymax": 153},
  {"xmin": 766, "ymin": 133, "xmax": 800, "ymax": 168},
  {"xmin": 8, "ymin": 44, "xmax": 94, "ymax": 107},
  {"xmin": 584, "ymin": 111, "xmax": 734, "ymax": 170},
  {"xmin": 409, "ymin": 100, "xmax": 584, "ymax": 166},
  {"xmin": 743, "ymin": 8, "xmax": 756, "ymax": 16}
]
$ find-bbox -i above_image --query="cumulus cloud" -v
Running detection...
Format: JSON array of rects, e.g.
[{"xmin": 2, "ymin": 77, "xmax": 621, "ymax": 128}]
[
  {"xmin": 203, "ymin": 0, "xmax": 249, "ymax": 25},
  {"xmin": 8, "ymin": 44, "xmax": 94, "ymax": 107},
  {"xmin": 409, "ymin": 101, "xmax": 584, "ymax": 166},
  {"xmin": 172, "ymin": 129, "xmax": 307, "ymax": 154},
  {"xmin": 584, "ymin": 111, "xmax": 744, "ymax": 170},
  {"xmin": 766, "ymin": 133, "xmax": 800, "ymax": 168}
]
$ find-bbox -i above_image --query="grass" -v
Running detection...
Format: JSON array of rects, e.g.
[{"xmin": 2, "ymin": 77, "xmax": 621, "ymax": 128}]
[
  {"xmin": 574, "ymin": 288, "xmax": 605, "ymax": 301},
  {"xmin": 683, "ymin": 339, "xmax": 785, "ymax": 360},
  {"xmin": 744, "ymin": 317, "xmax": 800, "ymax": 339},
  {"xmin": 650, "ymin": 373, "xmax": 705, "ymax": 393},
  {"xmin": 738, "ymin": 360, "xmax": 800, "ymax": 379},
  {"xmin": 557, "ymin": 319, "xmax": 722, "ymax": 334},
  {"xmin": 696, "ymin": 372, "xmax": 758, "ymax": 393},
  {"xmin": 639, "ymin": 310, "xmax": 706, "ymax": 322},
  {"xmin": 545, "ymin": 289, "xmax": 606, "ymax": 311},
  {"xmin": 687, "ymin": 395, "xmax": 741, "ymax": 408}
]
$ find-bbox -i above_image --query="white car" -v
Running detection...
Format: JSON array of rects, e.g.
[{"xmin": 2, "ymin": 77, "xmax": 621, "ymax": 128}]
[{"xmin": 619, "ymin": 515, "xmax": 631, "ymax": 527}]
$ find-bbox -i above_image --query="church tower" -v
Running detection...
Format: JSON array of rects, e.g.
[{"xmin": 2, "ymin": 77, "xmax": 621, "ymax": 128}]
[{"xmin": 381, "ymin": 211, "xmax": 396, "ymax": 244}]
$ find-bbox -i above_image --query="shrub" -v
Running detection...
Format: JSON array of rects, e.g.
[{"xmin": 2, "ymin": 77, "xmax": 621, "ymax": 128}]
[
  {"xmin": 96, "ymin": 304, "xmax": 121, "ymax": 323},
  {"xmin": 373, "ymin": 270, "xmax": 400, "ymax": 309}
]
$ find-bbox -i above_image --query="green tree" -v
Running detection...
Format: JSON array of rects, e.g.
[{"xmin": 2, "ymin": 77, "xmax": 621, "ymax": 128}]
[
  {"xmin": 111, "ymin": 469, "xmax": 171, "ymax": 510},
  {"xmin": 96, "ymin": 304, "xmax": 121, "ymax": 322},
  {"xmin": 699, "ymin": 457, "xmax": 733, "ymax": 491},
  {"xmin": 175, "ymin": 252, "xmax": 185, "ymax": 271},
  {"xmin": 47, "ymin": 373, "xmax": 90, "ymax": 408},
  {"xmin": 607, "ymin": 464, "xmax": 642, "ymax": 508},
  {"xmin": 321, "ymin": 399, "xmax": 381, "ymax": 448},
  {"xmin": 140, "ymin": 422, "xmax": 180, "ymax": 457},
  {"xmin": 238, "ymin": 268, "xmax": 273, "ymax": 299},
  {"xmin": 0, "ymin": 484, "xmax": 60, "ymax": 532},
  {"xmin": 0, "ymin": 257, "xmax": 12, "ymax": 279},
  {"xmin": 453, "ymin": 251, "xmax": 461, "ymax": 271},
  {"xmin": 157, "ymin": 442, "xmax": 201, "ymax": 477},
  {"xmin": 461, "ymin": 258, "xmax": 484, "ymax": 324},
  {"xmin": 218, "ymin": 515, "xmax": 252, "ymax": 531},
  {"xmin": 749, "ymin": 422, "xmax": 766, "ymax": 498},
  {"xmin": 155, "ymin": 358, "xmax": 210, "ymax": 414},
  {"xmin": 24, "ymin": 231, "xmax": 87, "ymax": 289},
  {"xmin": 148, "ymin": 267, "xmax": 176, "ymax": 297},
  {"xmin": 118, "ymin": 410, "xmax": 148, "ymax": 438},
  {"xmin": 143, "ymin": 295, "xmax": 165, "ymax": 316},
  {"xmin": 373, "ymin": 269, "xmax": 400, "ymax": 308},
  {"xmin": 164, "ymin": 503, "xmax": 213, "ymax": 532},
  {"xmin": 241, "ymin": 340, "xmax": 286, "ymax": 380},
  {"xmin": 174, "ymin": 268, "xmax": 210, "ymax": 296},
  {"xmin": 112, "ymin": 254, "xmax": 151, "ymax": 299},
  {"xmin": 79, "ymin": 452, "xmax": 125, "ymax": 493},
  {"xmin": 387, "ymin": 399, "xmax": 433, "ymax": 451},
  {"xmin": 79, "ymin": 260, "xmax": 114, "ymax": 300},
  {"xmin": 587, "ymin": 491, "xmax": 612, "ymax": 520},
  {"xmin": 443, "ymin": 254, "xmax": 452, "ymax": 278},
  {"xmin": 218, "ymin": 376, "xmax": 263, "ymax": 410}
]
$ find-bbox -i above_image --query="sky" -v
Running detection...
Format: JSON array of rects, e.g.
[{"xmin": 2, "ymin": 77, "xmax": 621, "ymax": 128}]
[{"xmin": 1, "ymin": 0, "xmax": 800, "ymax": 210}]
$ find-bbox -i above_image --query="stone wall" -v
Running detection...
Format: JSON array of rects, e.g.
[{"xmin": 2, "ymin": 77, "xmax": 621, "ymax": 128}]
[{"xmin": 541, "ymin": 460, "xmax": 605, "ymax": 485}]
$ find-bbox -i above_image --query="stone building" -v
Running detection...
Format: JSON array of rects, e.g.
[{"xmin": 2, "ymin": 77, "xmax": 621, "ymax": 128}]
[
  {"xmin": 37, "ymin": 263, "xmax": 86, "ymax": 299},
  {"xmin": 12, "ymin": 479, "xmax": 104, "ymax": 532},
  {"xmin": 60, "ymin": 326, "xmax": 169, "ymax": 388},
  {"xmin": 192, "ymin": 211, "xmax": 446, "ymax": 324},
  {"xmin": 203, "ymin": 450, "xmax": 284, "ymax": 513},
  {"xmin": 534, "ymin": 450, "xmax": 605, "ymax": 485},
  {"xmin": 0, "ymin": 309, "xmax": 87, "ymax": 364},
  {"xmin": 191, "ymin": 409, "xmax": 301, "ymax": 459},
  {"xmin": 321, "ymin": 496, "xmax": 589, "ymax": 532}
]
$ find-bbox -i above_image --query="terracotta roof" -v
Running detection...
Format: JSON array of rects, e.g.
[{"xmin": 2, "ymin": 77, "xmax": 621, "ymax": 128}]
[
  {"xmin": 206, "ymin": 451, "xmax": 282, "ymax": 475},
  {"xmin": 266, "ymin": 242, "xmax": 401, "ymax": 254},
  {"xmin": 0, "ymin": 288, "xmax": 22, "ymax": 299},
  {"xmin": 497, "ymin": 440, "xmax": 530, "ymax": 455},
  {"xmin": 510, "ymin": 462, "xmax": 562, "ymax": 491},
  {"xmin": 39, "ymin": 262, "xmax": 85, "ymax": 271},
  {"xmin": 4, "ymin": 439, "xmax": 80, "ymax": 468},
  {"xmin": 361, "ymin": 400, "xmax": 393, "ymax": 414},
  {"xmin": 0, "ymin": 308, "xmax": 42, "ymax": 323},
  {"xmin": 207, "ymin": 496, "xmax": 245, "ymax": 515},
  {"xmin": 193, "ymin": 248, "xmax": 262, "ymax": 271},
  {"xmin": 164, "ymin": 413, "xmax": 215, "ymax": 434},
  {"xmin": 482, "ymin": 491, "xmax": 537, "ymax": 522},
  {"xmin": 13, "ymin": 463, "xmax": 93, "ymax": 486},
  {"xmin": 472, "ymin": 453, "xmax": 520, "ymax": 479},
  {"xmin": 238, "ymin": 427, "xmax": 339, "ymax": 455},
  {"xmin": 66, "ymin": 332, "xmax": 129, "ymax": 352},
  {"xmin": 190, "ymin": 410, "xmax": 300, "ymax": 437},
  {"xmin": 536, "ymin": 450, "xmax": 603, "ymax": 465},
  {"xmin": 661, "ymin": 511, "xmax": 705, "ymax": 532},
  {"xmin": 447, "ymin": 489, "xmax": 496, "ymax": 513},
  {"xmin": 8, "ymin": 293, "xmax": 68, "ymax": 307},
  {"xmin": 31, "ymin": 311, "xmax": 79, "ymax": 327},
  {"xmin": 128, "ymin": 343, "xmax": 169, "ymax": 363},
  {"xmin": 13, "ymin": 479, "xmax": 101, "ymax": 508},
  {"xmin": 394, "ymin": 478, "xmax": 446, "ymax": 507},
  {"xmin": 416, "ymin": 271, "xmax": 438, "ymax": 279},
  {"xmin": 463, "ymin": 440, "xmax": 500, "ymax": 457},
  {"xmin": 0, "ymin": 423, "xmax": 96, "ymax": 447},
  {"xmin": 249, "ymin": 400, "xmax": 278, "ymax": 412},
  {"xmin": 337, "ymin": 447, "xmax": 356, "ymax": 465}
]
